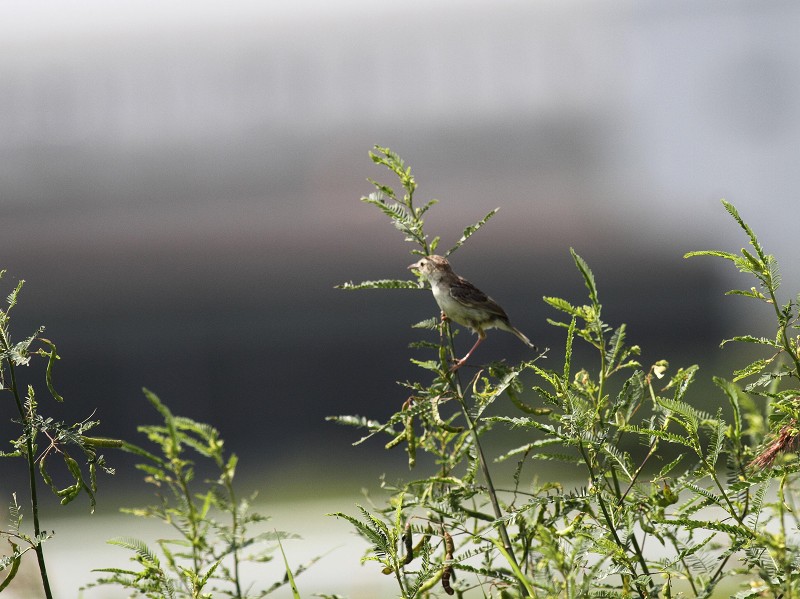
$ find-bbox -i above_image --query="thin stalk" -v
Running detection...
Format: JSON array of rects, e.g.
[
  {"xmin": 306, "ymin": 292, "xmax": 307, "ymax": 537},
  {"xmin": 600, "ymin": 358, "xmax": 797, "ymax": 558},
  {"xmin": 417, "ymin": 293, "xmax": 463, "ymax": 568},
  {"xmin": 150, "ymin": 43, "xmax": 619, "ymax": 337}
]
[
  {"xmin": 442, "ymin": 322, "xmax": 519, "ymax": 571},
  {"xmin": 176, "ymin": 469, "xmax": 203, "ymax": 581},
  {"xmin": 456, "ymin": 396, "xmax": 514, "ymax": 556},
  {"xmin": 161, "ymin": 413, "xmax": 204, "ymax": 590},
  {"xmin": 706, "ymin": 462, "xmax": 745, "ymax": 526},
  {"xmin": 766, "ymin": 284, "xmax": 800, "ymax": 380},
  {"xmin": 779, "ymin": 473, "xmax": 790, "ymax": 595},
  {"xmin": 619, "ymin": 439, "xmax": 657, "ymax": 505},
  {"xmin": 703, "ymin": 552, "xmax": 733, "ymax": 596},
  {"xmin": 596, "ymin": 332, "xmax": 608, "ymax": 429},
  {"xmin": 221, "ymin": 476, "xmax": 242, "ymax": 598},
  {"xmin": 5, "ymin": 359, "xmax": 53, "ymax": 599},
  {"xmin": 577, "ymin": 335, "xmax": 654, "ymax": 597},
  {"xmin": 619, "ymin": 376, "xmax": 665, "ymax": 504},
  {"xmin": 578, "ymin": 441, "xmax": 650, "ymax": 599},
  {"xmin": 489, "ymin": 537, "xmax": 536, "ymax": 598},
  {"xmin": 665, "ymin": 532, "xmax": 699, "ymax": 595},
  {"xmin": 393, "ymin": 561, "xmax": 410, "ymax": 598}
]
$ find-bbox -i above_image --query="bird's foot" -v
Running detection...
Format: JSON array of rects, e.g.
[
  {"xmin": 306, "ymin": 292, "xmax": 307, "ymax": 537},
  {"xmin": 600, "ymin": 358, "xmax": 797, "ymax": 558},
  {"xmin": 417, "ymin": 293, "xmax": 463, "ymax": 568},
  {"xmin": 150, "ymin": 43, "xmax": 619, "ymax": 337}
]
[{"xmin": 449, "ymin": 357, "xmax": 467, "ymax": 372}]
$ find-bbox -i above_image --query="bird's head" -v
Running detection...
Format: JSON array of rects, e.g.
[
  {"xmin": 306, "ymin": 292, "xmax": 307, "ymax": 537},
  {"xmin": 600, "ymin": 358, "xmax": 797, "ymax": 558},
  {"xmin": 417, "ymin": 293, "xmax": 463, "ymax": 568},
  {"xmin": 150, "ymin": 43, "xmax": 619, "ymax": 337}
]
[{"xmin": 408, "ymin": 255, "xmax": 452, "ymax": 278}]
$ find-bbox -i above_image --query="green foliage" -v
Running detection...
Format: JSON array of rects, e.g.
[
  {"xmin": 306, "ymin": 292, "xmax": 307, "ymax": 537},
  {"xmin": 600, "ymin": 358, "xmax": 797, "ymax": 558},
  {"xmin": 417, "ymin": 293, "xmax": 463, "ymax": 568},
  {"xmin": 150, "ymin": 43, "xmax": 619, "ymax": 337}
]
[
  {"xmin": 337, "ymin": 279, "xmax": 423, "ymax": 291},
  {"xmin": 276, "ymin": 536, "xmax": 301, "ymax": 599},
  {"xmin": 0, "ymin": 495, "xmax": 32, "ymax": 593},
  {"xmin": 0, "ymin": 268, "xmax": 309, "ymax": 597},
  {"xmin": 445, "ymin": 208, "xmax": 499, "ymax": 257},
  {"xmin": 86, "ymin": 389, "xmax": 310, "ymax": 598},
  {"xmin": 333, "ymin": 152, "xmax": 800, "ymax": 598},
  {"xmin": 362, "ymin": 146, "xmax": 437, "ymax": 256},
  {"xmin": 685, "ymin": 199, "xmax": 800, "ymax": 389},
  {"xmin": 0, "ymin": 271, "xmax": 119, "ymax": 599}
]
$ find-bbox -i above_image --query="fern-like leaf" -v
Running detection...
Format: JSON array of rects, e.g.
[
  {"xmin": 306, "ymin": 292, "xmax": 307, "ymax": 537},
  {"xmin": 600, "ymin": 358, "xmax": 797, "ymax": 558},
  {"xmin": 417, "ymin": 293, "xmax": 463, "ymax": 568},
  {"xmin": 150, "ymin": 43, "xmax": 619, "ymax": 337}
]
[
  {"xmin": 336, "ymin": 279, "xmax": 422, "ymax": 290},
  {"xmin": 570, "ymin": 248, "xmax": 598, "ymax": 307},
  {"xmin": 720, "ymin": 335, "xmax": 780, "ymax": 348},
  {"xmin": 732, "ymin": 358, "xmax": 768, "ymax": 381},
  {"xmin": 683, "ymin": 249, "xmax": 740, "ymax": 262},
  {"xmin": 445, "ymin": 208, "xmax": 499, "ymax": 256}
]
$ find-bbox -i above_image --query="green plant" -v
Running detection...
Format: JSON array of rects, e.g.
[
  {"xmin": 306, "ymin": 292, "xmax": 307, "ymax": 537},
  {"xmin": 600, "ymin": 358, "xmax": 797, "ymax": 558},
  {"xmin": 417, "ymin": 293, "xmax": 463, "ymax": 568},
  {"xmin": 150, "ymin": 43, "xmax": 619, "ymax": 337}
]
[
  {"xmin": 332, "ymin": 145, "xmax": 528, "ymax": 596},
  {"xmin": 0, "ymin": 271, "xmax": 119, "ymax": 598},
  {"xmin": 685, "ymin": 201, "xmax": 800, "ymax": 597},
  {"xmin": 331, "ymin": 147, "xmax": 800, "ymax": 598},
  {"xmin": 87, "ymin": 389, "xmax": 312, "ymax": 599}
]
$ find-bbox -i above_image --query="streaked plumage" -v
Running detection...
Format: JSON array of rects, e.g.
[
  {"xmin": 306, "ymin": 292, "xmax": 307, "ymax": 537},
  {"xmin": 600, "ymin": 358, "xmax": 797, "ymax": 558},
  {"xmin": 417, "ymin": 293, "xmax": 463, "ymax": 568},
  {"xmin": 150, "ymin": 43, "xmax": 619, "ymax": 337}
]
[{"xmin": 409, "ymin": 255, "xmax": 537, "ymax": 369}]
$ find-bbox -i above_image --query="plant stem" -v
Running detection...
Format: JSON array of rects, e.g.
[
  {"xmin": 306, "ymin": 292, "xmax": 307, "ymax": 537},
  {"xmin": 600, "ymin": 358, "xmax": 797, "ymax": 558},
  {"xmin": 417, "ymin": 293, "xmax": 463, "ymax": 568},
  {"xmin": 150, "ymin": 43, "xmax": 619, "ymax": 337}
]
[
  {"xmin": 442, "ymin": 322, "xmax": 520, "ymax": 573},
  {"xmin": 6, "ymin": 360, "xmax": 53, "ymax": 599},
  {"xmin": 706, "ymin": 461, "xmax": 745, "ymax": 526},
  {"xmin": 223, "ymin": 477, "xmax": 243, "ymax": 599},
  {"xmin": 596, "ymin": 335, "xmax": 608, "ymax": 429},
  {"xmin": 766, "ymin": 285, "xmax": 800, "ymax": 381},
  {"xmin": 704, "ymin": 552, "xmax": 732, "ymax": 596},
  {"xmin": 578, "ymin": 441, "xmax": 650, "ymax": 599},
  {"xmin": 457, "ymin": 395, "xmax": 515, "ymax": 554},
  {"xmin": 177, "ymin": 470, "xmax": 203, "ymax": 582}
]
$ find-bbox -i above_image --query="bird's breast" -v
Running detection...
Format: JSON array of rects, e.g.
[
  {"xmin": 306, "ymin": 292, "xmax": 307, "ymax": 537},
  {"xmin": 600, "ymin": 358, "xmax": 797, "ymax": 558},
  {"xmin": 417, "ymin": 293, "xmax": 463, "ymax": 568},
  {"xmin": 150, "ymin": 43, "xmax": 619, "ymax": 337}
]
[{"xmin": 431, "ymin": 285, "xmax": 492, "ymax": 331}]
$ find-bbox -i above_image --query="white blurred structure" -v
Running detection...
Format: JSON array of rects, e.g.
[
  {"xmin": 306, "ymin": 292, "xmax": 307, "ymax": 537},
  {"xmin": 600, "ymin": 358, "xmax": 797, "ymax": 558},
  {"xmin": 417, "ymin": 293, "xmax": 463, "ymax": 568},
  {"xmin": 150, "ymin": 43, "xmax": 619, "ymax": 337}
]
[{"xmin": 3, "ymin": 0, "xmax": 798, "ymax": 261}]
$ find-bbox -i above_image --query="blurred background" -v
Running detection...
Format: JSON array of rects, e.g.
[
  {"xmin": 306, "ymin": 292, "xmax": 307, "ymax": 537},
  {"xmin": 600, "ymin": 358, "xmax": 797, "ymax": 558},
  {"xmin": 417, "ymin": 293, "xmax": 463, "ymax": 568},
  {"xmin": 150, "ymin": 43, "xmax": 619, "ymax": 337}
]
[{"xmin": 2, "ymin": 0, "xmax": 800, "ymax": 596}]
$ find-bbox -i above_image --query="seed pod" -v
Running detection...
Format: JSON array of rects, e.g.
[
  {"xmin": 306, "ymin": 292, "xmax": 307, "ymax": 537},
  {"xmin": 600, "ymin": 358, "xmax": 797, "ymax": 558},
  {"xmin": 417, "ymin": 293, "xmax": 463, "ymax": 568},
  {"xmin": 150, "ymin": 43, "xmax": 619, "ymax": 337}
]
[
  {"xmin": 441, "ymin": 531, "xmax": 455, "ymax": 595},
  {"xmin": 385, "ymin": 431, "xmax": 405, "ymax": 449},
  {"xmin": 81, "ymin": 436, "xmax": 124, "ymax": 448},
  {"xmin": 402, "ymin": 521, "xmax": 413, "ymax": 565},
  {"xmin": 443, "ymin": 531, "xmax": 454, "ymax": 557},
  {"xmin": 441, "ymin": 563, "xmax": 454, "ymax": 595},
  {"xmin": 431, "ymin": 395, "xmax": 464, "ymax": 433},
  {"xmin": 405, "ymin": 413, "xmax": 416, "ymax": 468}
]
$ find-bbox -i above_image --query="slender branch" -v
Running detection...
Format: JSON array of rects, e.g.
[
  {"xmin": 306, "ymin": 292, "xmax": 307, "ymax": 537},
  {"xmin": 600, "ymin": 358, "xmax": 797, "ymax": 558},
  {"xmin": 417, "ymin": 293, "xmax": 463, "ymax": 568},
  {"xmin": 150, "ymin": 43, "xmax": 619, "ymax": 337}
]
[
  {"xmin": 705, "ymin": 460, "xmax": 745, "ymax": 527},
  {"xmin": 5, "ymin": 359, "xmax": 53, "ymax": 599},
  {"xmin": 221, "ymin": 475, "xmax": 243, "ymax": 599},
  {"xmin": 441, "ymin": 321, "xmax": 520, "ymax": 573},
  {"xmin": 176, "ymin": 464, "xmax": 203, "ymax": 585},
  {"xmin": 704, "ymin": 552, "xmax": 733, "ymax": 596},
  {"xmin": 766, "ymin": 282, "xmax": 800, "ymax": 381},
  {"xmin": 578, "ymin": 441, "xmax": 650, "ymax": 599},
  {"xmin": 665, "ymin": 531, "xmax": 699, "ymax": 595}
]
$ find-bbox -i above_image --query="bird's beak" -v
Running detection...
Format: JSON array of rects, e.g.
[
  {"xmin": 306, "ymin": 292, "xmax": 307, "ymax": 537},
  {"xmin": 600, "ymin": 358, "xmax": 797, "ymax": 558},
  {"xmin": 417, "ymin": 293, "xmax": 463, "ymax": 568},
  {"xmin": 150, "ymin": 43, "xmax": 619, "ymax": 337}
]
[{"xmin": 408, "ymin": 259, "xmax": 423, "ymax": 271}]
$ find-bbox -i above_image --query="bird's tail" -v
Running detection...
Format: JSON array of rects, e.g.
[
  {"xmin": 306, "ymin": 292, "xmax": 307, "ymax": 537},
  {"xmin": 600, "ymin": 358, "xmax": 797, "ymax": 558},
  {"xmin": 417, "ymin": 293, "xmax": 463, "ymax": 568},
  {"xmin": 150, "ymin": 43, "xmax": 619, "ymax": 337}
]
[{"xmin": 510, "ymin": 326, "xmax": 538, "ymax": 352}]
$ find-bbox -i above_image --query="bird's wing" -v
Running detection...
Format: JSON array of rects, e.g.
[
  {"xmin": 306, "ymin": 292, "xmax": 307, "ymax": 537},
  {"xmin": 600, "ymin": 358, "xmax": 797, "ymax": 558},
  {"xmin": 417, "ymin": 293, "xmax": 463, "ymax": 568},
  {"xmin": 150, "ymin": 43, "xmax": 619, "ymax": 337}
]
[{"xmin": 449, "ymin": 277, "xmax": 509, "ymax": 319}]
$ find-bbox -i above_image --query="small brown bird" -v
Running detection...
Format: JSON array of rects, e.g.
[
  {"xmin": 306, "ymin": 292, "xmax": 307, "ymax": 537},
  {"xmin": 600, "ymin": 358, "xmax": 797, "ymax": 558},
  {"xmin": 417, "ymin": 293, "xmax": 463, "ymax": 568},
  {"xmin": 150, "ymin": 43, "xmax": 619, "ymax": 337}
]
[{"xmin": 409, "ymin": 255, "xmax": 537, "ymax": 370}]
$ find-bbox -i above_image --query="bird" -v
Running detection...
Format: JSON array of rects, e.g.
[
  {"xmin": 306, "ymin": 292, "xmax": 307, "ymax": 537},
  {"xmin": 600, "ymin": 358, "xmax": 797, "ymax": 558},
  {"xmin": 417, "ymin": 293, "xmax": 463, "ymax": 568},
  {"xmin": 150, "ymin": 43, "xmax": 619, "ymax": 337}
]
[{"xmin": 408, "ymin": 254, "xmax": 537, "ymax": 370}]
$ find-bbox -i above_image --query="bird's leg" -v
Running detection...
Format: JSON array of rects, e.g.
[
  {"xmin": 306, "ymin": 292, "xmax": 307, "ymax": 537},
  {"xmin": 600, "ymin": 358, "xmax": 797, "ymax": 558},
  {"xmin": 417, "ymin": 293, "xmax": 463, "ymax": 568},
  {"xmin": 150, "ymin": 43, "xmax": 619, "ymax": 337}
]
[{"xmin": 451, "ymin": 332, "xmax": 485, "ymax": 371}]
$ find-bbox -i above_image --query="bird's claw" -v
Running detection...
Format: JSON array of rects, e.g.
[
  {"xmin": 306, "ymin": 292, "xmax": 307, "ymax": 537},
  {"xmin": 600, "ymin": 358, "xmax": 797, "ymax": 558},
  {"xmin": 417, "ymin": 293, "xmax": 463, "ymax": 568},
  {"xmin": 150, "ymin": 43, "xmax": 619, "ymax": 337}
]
[{"xmin": 449, "ymin": 357, "xmax": 467, "ymax": 372}]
